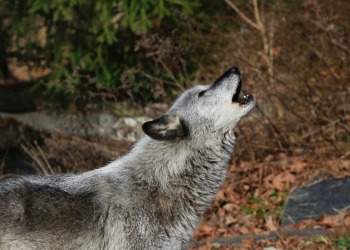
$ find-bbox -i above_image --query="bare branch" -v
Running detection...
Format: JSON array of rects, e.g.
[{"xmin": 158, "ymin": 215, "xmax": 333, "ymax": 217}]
[
  {"xmin": 34, "ymin": 140, "xmax": 54, "ymax": 174},
  {"xmin": 0, "ymin": 151, "xmax": 7, "ymax": 176},
  {"xmin": 224, "ymin": 0, "xmax": 260, "ymax": 30},
  {"xmin": 253, "ymin": 0, "xmax": 263, "ymax": 28},
  {"xmin": 21, "ymin": 143, "xmax": 48, "ymax": 174}
]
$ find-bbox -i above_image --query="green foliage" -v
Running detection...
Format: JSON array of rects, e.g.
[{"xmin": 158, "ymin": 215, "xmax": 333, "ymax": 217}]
[
  {"xmin": 1, "ymin": 0, "xmax": 202, "ymax": 104},
  {"xmin": 334, "ymin": 235, "xmax": 350, "ymax": 250},
  {"xmin": 249, "ymin": 190, "xmax": 287, "ymax": 222},
  {"xmin": 240, "ymin": 205, "xmax": 254, "ymax": 214}
]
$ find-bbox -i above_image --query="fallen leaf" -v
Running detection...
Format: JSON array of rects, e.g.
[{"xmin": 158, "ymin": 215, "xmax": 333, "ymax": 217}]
[
  {"xmin": 225, "ymin": 214, "xmax": 237, "ymax": 227},
  {"xmin": 222, "ymin": 203, "xmax": 236, "ymax": 212},
  {"xmin": 217, "ymin": 228, "xmax": 227, "ymax": 234},
  {"xmin": 197, "ymin": 225, "xmax": 213, "ymax": 233},
  {"xmin": 272, "ymin": 172, "xmax": 296, "ymax": 190},
  {"xmin": 344, "ymin": 215, "xmax": 350, "ymax": 227},
  {"xmin": 205, "ymin": 241, "xmax": 214, "ymax": 247},
  {"xmin": 194, "ymin": 225, "xmax": 214, "ymax": 238},
  {"xmin": 265, "ymin": 215, "xmax": 278, "ymax": 232},
  {"xmin": 239, "ymin": 226, "xmax": 250, "ymax": 234},
  {"xmin": 264, "ymin": 154, "xmax": 274, "ymax": 162},
  {"xmin": 218, "ymin": 208, "xmax": 226, "ymax": 217},
  {"xmin": 272, "ymin": 173, "xmax": 284, "ymax": 190},
  {"xmin": 241, "ymin": 237, "xmax": 255, "ymax": 248},
  {"xmin": 215, "ymin": 190, "xmax": 226, "ymax": 202}
]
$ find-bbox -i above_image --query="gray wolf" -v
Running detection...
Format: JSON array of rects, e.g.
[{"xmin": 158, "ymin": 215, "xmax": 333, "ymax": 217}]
[{"xmin": 0, "ymin": 66, "xmax": 255, "ymax": 250}]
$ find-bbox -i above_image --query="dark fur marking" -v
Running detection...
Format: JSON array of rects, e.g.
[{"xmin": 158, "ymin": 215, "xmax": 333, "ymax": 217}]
[
  {"xmin": 209, "ymin": 67, "xmax": 236, "ymax": 90},
  {"xmin": 142, "ymin": 115, "xmax": 189, "ymax": 140},
  {"xmin": 198, "ymin": 90, "xmax": 206, "ymax": 98}
]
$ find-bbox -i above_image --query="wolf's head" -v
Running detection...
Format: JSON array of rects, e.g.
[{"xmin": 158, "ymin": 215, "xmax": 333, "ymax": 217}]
[{"xmin": 142, "ymin": 66, "xmax": 255, "ymax": 146}]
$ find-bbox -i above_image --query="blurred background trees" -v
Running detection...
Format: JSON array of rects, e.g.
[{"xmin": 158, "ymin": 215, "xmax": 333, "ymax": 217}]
[
  {"xmin": 1, "ymin": 0, "xmax": 349, "ymax": 160},
  {"xmin": 0, "ymin": 0, "xmax": 203, "ymax": 106}
]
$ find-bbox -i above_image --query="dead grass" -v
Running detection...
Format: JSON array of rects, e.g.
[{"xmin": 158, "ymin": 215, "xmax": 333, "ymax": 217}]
[{"xmin": 20, "ymin": 132, "xmax": 133, "ymax": 174}]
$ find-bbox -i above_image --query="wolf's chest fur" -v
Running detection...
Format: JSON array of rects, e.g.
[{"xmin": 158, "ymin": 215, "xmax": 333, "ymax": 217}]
[{"xmin": 0, "ymin": 66, "xmax": 255, "ymax": 249}]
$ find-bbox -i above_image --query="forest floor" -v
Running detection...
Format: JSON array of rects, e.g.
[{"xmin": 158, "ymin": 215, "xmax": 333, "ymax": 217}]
[{"xmin": 188, "ymin": 153, "xmax": 350, "ymax": 250}]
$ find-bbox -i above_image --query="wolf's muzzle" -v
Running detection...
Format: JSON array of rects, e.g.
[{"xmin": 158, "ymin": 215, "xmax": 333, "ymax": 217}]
[
  {"xmin": 229, "ymin": 66, "xmax": 240, "ymax": 75},
  {"xmin": 210, "ymin": 66, "xmax": 241, "ymax": 90}
]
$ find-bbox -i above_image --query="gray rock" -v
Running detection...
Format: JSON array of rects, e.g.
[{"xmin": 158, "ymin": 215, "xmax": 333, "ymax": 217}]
[
  {"xmin": 281, "ymin": 177, "xmax": 350, "ymax": 227},
  {"xmin": 0, "ymin": 112, "xmax": 151, "ymax": 142}
]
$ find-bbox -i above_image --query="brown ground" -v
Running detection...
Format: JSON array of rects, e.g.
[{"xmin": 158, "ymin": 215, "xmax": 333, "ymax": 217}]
[{"xmin": 188, "ymin": 155, "xmax": 350, "ymax": 249}]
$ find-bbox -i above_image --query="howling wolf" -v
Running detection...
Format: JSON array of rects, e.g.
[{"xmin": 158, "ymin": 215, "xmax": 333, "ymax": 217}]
[{"xmin": 0, "ymin": 66, "xmax": 255, "ymax": 250}]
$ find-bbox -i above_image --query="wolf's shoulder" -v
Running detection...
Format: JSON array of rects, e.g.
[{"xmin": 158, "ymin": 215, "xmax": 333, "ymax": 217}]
[
  {"xmin": 0, "ymin": 174, "xmax": 72, "ymax": 195},
  {"xmin": 0, "ymin": 174, "xmax": 99, "ymax": 234}
]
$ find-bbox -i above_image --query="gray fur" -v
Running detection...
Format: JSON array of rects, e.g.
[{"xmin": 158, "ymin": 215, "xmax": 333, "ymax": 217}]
[{"xmin": 0, "ymin": 66, "xmax": 255, "ymax": 250}]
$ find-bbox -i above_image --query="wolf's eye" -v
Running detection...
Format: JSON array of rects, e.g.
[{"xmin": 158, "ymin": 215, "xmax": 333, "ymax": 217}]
[{"xmin": 198, "ymin": 90, "xmax": 206, "ymax": 98}]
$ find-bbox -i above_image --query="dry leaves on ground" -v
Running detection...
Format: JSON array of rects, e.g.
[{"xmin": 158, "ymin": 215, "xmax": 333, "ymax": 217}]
[{"xmin": 190, "ymin": 154, "xmax": 350, "ymax": 249}]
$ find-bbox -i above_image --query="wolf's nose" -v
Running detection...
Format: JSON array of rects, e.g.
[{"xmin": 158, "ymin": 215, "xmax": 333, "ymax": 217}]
[{"xmin": 230, "ymin": 66, "xmax": 240, "ymax": 75}]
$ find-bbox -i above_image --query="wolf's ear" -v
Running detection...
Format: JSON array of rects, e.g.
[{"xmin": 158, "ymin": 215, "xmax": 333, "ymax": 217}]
[{"xmin": 142, "ymin": 114, "xmax": 188, "ymax": 140}]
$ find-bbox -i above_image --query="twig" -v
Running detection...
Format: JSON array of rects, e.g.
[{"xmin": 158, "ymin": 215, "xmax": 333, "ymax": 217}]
[
  {"xmin": 225, "ymin": 0, "xmax": 274, "ymax": 84},
  {"xmin": 287, "ymin": 215, "xmax": 296, "ymax": 224},
  {"xmin": 23, "ymin": 160, "xmax": 41, "ymax": 174},
  {"xmin": 253, "ymin": 0, "xmax": 262, "ymax": 27},
  {"xmin": 0, "ymin": 151, "xmax": 7, "ymax": 176},
  {"xmin": 341, "ymin": 204, "xmax": 350, "ymax": 212},
  {"xmin": 337, "ymin": 150, "xmax": 350, "ymax": 161},
  {"xmin": 21, "ymin": 143, "xmax": 48, "ymax": 174},
  {"xmin": 224, "ymin": 0, "xmax": 260, "ymax": 30},
  {"xmin": 243, "ymin": 127, "xmax": 256, "ymax": 173},
  {"xmin": 268, "ymin": 18, "xmax": 274, "ymax": 84},
  {"xmin": 34, "ymin": 140, "xmax": 54, "ymax": 173},
  {"xmin": 255, "ymin": 103, "xmax": 285, "ymax": 150},
  {"xmin": 157, "ymin": 58, "xmax": 185, "ymax": 92},
  {"xmin": 301, "ymin": 119, "xmax": 340, "ymax": 139}
]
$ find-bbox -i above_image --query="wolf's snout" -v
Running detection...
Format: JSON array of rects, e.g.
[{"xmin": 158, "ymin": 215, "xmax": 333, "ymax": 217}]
[
  {"xmin": 230, "ymin": 66, "xmax": 240, "ymax": 75},
  {"xmin": 210, "ymin": 66, "xmax": 241, "ymax": 90}
]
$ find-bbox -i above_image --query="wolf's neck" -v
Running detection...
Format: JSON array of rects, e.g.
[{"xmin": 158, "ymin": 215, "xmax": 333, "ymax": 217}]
[{"xmin": 128, "ymin": 134, "xmax": 235, "ymax": 214}]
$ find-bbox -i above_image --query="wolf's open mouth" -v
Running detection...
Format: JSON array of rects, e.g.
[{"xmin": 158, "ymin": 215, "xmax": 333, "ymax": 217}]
[{"xmin": 232, "ymin": 79, "xmax": 253, "ymax": 105}]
